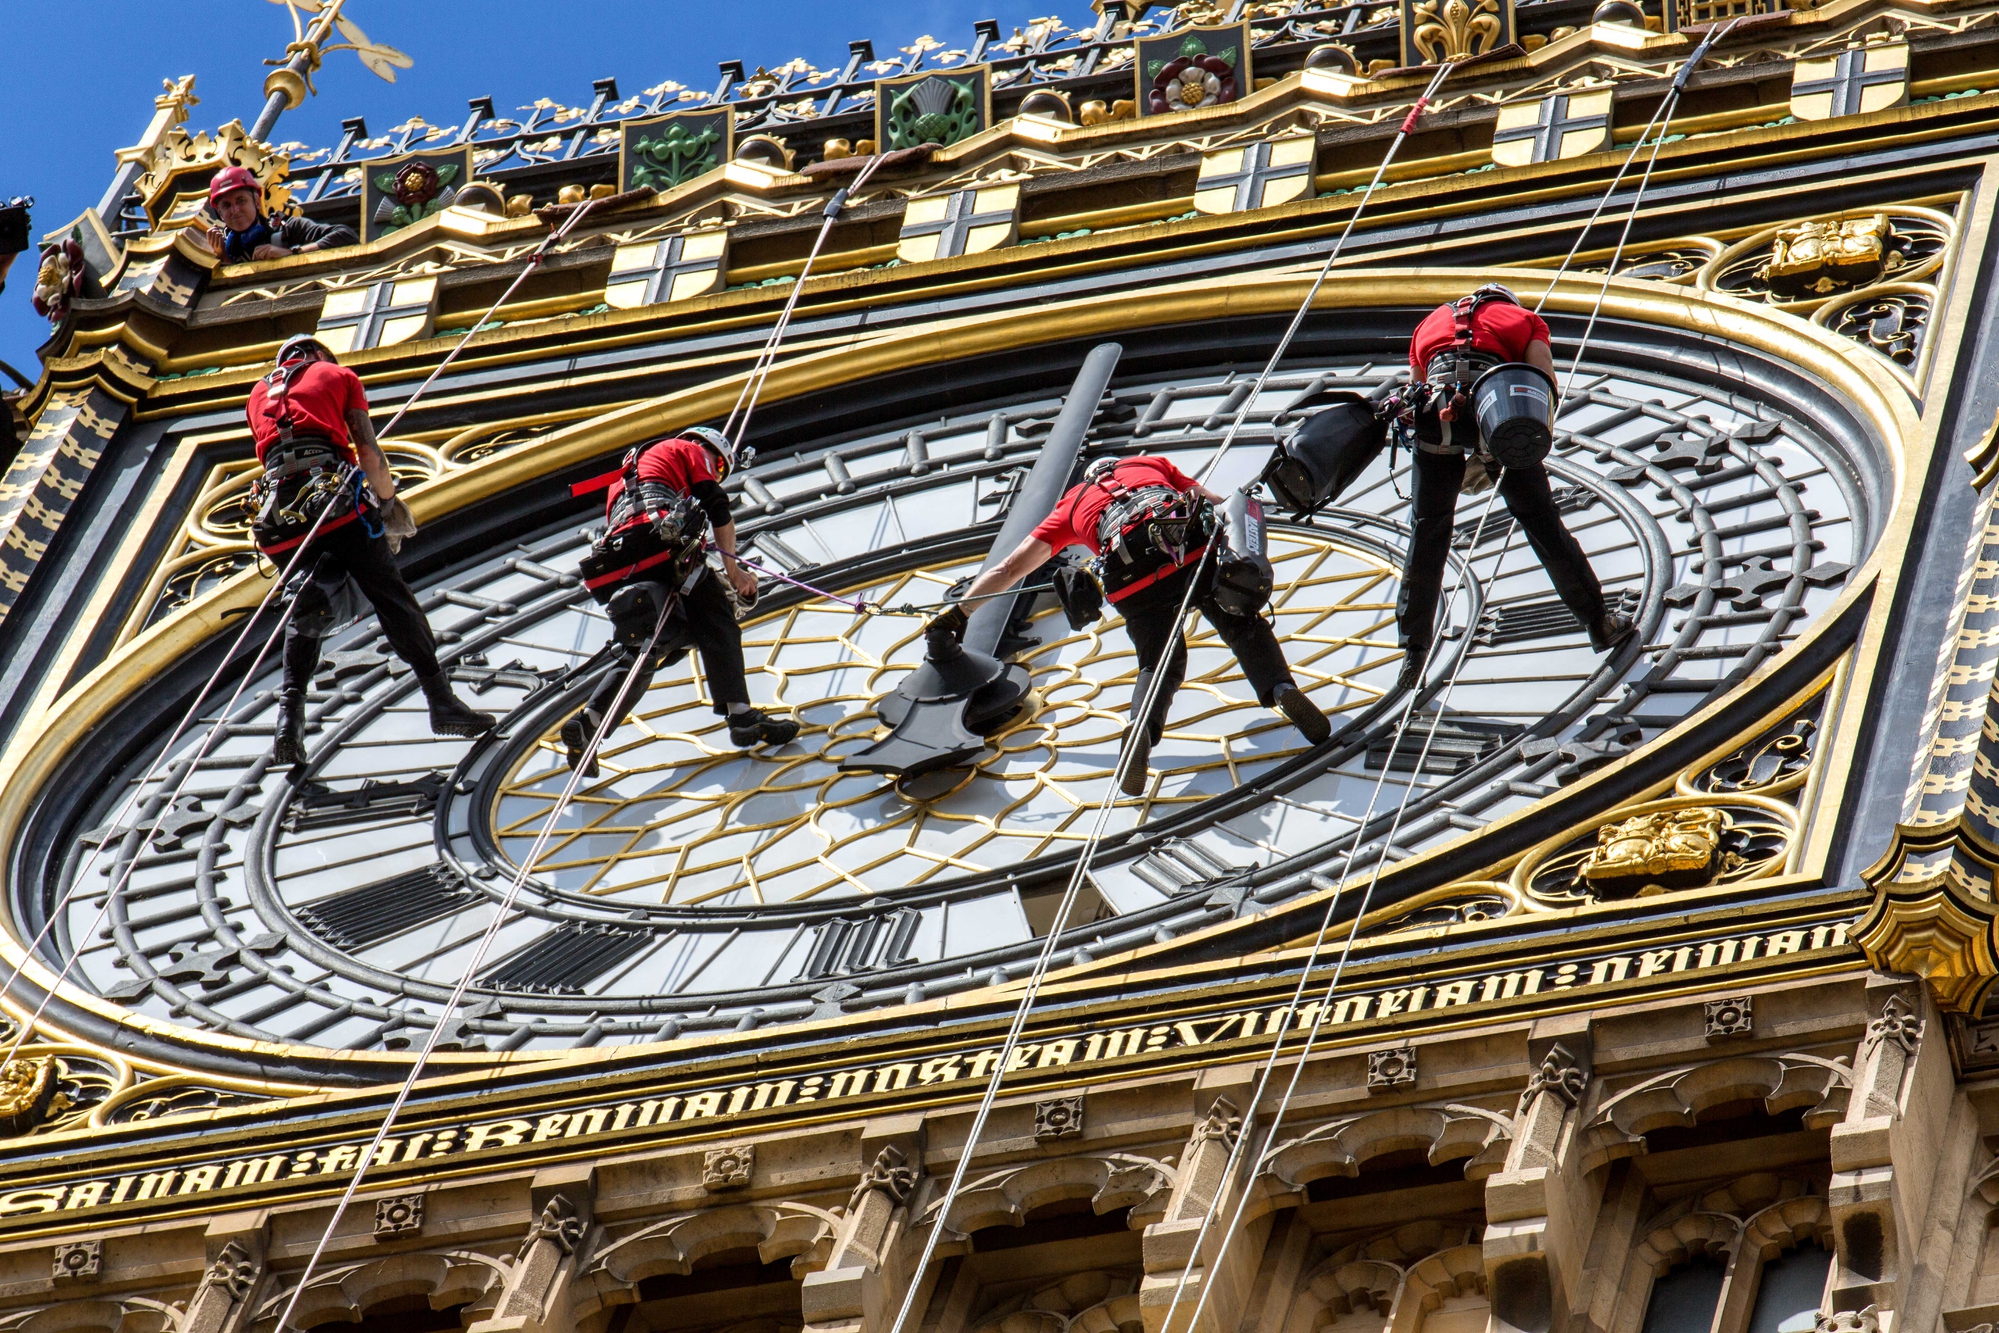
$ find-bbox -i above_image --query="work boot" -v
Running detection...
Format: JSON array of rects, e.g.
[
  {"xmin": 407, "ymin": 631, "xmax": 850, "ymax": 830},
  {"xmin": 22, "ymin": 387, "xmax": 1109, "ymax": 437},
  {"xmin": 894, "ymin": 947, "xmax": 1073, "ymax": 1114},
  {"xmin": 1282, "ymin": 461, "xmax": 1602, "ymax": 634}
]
[
  {"xmin": 729, "ymin": 708, "xmax": 801, "ymax": 748},
  {"xmin": 273, "ymin": 690, "xmax": 309, "ymax": 767},
  {"xmin": 1118, "ymin": 724, "xmax": 1153, "ymax": 797},
  {"xmin": 1275, "ymin": 684, "xmax": 1332, "ymax": 744},
  {"xmin": 561, "ymin": 714, "xmax": 600, "ymax": 779},
  {"xmin": 1588, "ymin": 609, "xmax": 1637, "ymax": 653},
  {"xmin": 419, "ymin": 671, "xmax": 496, "ymax": 738}
]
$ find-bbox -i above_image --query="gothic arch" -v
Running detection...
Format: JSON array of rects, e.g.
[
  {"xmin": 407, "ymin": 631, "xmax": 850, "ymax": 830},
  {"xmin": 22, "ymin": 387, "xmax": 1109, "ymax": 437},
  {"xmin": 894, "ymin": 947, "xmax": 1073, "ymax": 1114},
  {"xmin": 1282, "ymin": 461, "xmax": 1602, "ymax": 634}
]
[
  {"xmin": 1582, "ymin": 1056, "xmax": 1851, "ymax": 1172},
  {"xmin": 1388, "ymin": 1246, "xmax": 1488, "ymax": 1333},
  {"xmin": 0, "ymin": 1302, "xmax": 179, "ymax": 1333},
  {"xmin": 1257, "ymin": 1104, "xmax": 1514, "ymax": 1210},
  {"xmin": 584, "ymin": 1201, "xmax": 841, "ymax": 1288},
  {"xmin": 249, "ymin": 1251, "xmax": 506, "ymax": 1331},
  {"xmin": 925, "ymin": 1154, "xmax": 1176, "ymax": 1239}
]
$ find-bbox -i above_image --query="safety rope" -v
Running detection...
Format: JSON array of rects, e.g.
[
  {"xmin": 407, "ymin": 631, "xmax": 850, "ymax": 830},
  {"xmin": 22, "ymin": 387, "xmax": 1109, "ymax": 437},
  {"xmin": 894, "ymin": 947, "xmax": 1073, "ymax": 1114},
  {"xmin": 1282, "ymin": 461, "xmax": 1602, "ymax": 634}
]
[
  {"xmin": 882, "ymin": 62, "xmax": 1456, "ymax": 1333},
  {"xmin": 720, "ymin": 153, "xmax": 893, "ymax": 449},
  {"xmin": 1532, "ymin": 17, "xmax": 1739, "ymax": 323},
  {"xmin": 1161, "ymin": 486, "xmax": 1519, "ymax": 1333},
  {"xmin": 269, "ymin": 590, "xmax": 678, "ymax": 1333},
  {"xmin": 1151, "ymin": 27, "xmax": 1739, "ymax": 1329},
  {"xmin": 0, "ymin": 199, "xmax": 612, "ymax": 1052}
]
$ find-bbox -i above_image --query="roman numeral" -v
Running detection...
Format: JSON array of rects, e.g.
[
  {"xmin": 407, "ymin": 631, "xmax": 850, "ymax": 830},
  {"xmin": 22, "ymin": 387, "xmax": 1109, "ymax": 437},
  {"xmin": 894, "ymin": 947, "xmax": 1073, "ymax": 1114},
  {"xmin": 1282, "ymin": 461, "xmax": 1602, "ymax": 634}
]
[
  {"xmin": 294, "ymin": 864, "xmax": 483, "ymax": 950},
  {"xmin": 481, "ymin": 922, "xmax": 654, "ymax": 994}
]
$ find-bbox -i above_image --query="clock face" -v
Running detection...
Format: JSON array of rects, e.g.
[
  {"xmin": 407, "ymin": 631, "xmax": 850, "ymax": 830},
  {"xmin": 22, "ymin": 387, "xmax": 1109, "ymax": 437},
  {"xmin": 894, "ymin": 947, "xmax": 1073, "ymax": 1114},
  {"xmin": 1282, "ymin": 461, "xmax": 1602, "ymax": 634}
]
[{"xmin": 41, "ymin": 351, "xmax": 1872, "ymax": 1055}]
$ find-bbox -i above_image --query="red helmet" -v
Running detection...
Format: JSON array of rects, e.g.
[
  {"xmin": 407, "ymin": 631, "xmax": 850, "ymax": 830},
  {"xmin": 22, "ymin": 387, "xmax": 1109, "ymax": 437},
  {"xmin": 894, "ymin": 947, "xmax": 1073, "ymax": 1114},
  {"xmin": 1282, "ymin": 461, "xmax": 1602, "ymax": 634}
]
[{"xmin": 207, "ymin": 166, "xmax": 261, "ymax": 207}]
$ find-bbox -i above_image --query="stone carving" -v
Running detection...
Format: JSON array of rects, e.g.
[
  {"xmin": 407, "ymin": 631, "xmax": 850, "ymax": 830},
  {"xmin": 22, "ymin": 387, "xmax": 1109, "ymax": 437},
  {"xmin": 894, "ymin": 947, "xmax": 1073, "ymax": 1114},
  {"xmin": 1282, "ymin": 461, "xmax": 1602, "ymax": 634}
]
[
  {"xmin": 1579, "ymin": 808, "xmax": 1724, "ymax": 896},
  {"xmin": 703, "ymin": 1143, "xmax": 755, "ymax": 1190},
  {"xmin": 517, "ymin": 1194, "xmax": 583, "ymax": 1262},
  {"xmin": 374, "ymin": 1193, "xmax": 424, "ymax": 1239},
  {"xmin": 1517, "ymin": 1042, "xmax": 1588, "ymax": 1114},
  {"xmin": 849, "ymin": 1144, "xmax": 919, "ymax": 1210},
  {"xmin": 1191, "ymin": 1095, "xmax": 1243, "ymax": 1147},
  {"xmin": 1707, "ymin": 995, "xmax": 1754, "ymax": 1040},
  {"xmin": 1866, "ymin": 992, "xmax": 1924, "ymax": 1054},
  {"xmin": 1035, "ymin": 1095, "xmax": 1085, "ymax": 1140},
  {"xmin": 52, "ymin": 1239, "xmax": 100, "ymax": 1284},
  {"xmin": 1368, "ymin": 1047, "xmax": 1417, "ymax": 1092},
  {"xmin": 1815, "ymin": 1306, "xmax": 1880, "ymax": 1333},
  {"xmin": 210, "ymin": 1240, "xmax": 258, "ymax": 1301},
  {"xmin": 1759, "ymin": 216, "xmax": 1893, "ymax": 297}
]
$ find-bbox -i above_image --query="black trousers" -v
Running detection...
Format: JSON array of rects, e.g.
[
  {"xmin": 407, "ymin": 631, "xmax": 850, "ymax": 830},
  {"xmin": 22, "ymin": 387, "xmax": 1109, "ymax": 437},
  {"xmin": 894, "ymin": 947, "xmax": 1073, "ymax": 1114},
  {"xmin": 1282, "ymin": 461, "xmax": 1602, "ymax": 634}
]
[
  {"xmin": 1116, "ymin": 555, "xmax": 1294, "ymax": 742},
  {"xmin": 281, "ymin": 520, "xmax": 440, "ymax": 693},
  {"xmin": 585, "ymin": 569, "xmax": 750, "ymax": 730},
  {"xmin": 1399, "ymin": 449, "xmax": 1606, "ymax": 651}
]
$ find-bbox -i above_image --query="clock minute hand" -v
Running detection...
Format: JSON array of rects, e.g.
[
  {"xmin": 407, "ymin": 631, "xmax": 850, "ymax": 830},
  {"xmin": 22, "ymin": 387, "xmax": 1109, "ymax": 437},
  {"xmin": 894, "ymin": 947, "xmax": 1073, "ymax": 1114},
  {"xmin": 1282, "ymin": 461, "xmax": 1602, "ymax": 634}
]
[{"xmin": 841, "ymin": 342, "xmax": 1124, "ymax": 780}]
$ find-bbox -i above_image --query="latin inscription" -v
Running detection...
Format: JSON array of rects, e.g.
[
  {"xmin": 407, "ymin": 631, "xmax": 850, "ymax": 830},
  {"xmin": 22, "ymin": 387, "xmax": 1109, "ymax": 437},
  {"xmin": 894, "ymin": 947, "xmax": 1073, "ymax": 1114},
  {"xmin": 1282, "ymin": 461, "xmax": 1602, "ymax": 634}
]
[{"xmin": 0, "ymin": 919, "xmax": 1850, "ymax": 1224}]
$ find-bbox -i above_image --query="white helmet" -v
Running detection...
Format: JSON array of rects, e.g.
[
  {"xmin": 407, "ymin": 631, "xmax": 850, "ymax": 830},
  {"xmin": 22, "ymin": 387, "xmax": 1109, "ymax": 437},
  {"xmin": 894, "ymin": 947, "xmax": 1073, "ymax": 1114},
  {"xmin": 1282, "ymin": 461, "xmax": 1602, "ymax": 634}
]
[
  {"xmin": 682, "ymin": 426, "xmax": 738, "ymax": 479},
  {"xmin": 1082, "ymin": 456, "xmax": 1119, "ymax": 486},
  {"xmin": 1471, "ymin": 282, "xmax": 1520, "ymax": 306}
]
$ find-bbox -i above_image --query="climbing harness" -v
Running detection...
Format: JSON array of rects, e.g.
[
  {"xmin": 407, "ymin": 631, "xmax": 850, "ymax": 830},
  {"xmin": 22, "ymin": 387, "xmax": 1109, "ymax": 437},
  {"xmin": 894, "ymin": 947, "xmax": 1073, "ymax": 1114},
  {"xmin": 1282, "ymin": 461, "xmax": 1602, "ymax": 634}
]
[
  {"xmin": 0, "ymin": 199, "xmax": 609, "ymax": 1053},
  {"xmin": 882, "ymin": 59, "xmax": 1460, "ymax": 1333},
  {"xmin": 1154, "ymin": 28, "xmax": 1740, "ymax": 1333}
]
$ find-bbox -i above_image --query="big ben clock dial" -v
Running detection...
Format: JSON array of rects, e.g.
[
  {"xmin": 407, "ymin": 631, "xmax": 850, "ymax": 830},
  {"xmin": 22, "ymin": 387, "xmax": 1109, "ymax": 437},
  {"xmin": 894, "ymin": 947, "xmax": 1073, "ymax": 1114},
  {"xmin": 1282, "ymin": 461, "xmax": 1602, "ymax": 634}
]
[{"xmin": 38, "ymin": 350, "xmax": 1869, "ymax": 1054}]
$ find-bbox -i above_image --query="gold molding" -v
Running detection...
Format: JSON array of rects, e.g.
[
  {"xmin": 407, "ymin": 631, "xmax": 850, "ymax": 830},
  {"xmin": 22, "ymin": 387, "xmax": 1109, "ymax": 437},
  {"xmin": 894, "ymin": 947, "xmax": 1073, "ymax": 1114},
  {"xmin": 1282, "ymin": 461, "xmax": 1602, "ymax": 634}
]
[{"xmin": 0, "ymin": 265, "xmax": 1916, "ymax": 1073}]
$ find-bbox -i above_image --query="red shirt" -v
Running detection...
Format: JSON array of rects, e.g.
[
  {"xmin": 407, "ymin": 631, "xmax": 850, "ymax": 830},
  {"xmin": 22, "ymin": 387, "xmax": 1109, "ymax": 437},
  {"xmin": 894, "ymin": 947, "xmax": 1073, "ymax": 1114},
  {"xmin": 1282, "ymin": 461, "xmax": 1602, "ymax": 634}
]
[
  {"xmin": 246, "ymin": 361, "xmax": 368, "ymax": 463},
  {"xmin": 604, "ymin": 436, "xmax": 719, "ymax": 523},
  {"xmin": 1033, "ymin": 457, "xmax": 1200, "ymax": 556},
  {"xmin": 1409, "ymin": 299, "xmax": 1551, "ymax": 374}
]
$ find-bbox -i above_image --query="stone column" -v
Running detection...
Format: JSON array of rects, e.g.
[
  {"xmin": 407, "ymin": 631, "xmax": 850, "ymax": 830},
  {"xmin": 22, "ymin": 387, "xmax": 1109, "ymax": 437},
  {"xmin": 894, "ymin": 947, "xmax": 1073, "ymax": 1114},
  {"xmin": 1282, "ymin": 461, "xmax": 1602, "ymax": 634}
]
[
  {"xmin": 1827, "ymin": 979, "xmax": 1951, "ymax": 1322},
  {"xmin": 1484, "ymin": 1018, "xmax": 1595, "ymax": 1333},
  {"xmin": 1141, "ymin": 1064, "xmax": 1261, "ymax": 1333},
  {"xmin": 472, "ymin": 1164, "xmax": 595, "ymax": 1333},
  {"xmin": 184, "ymin": 1213, "xmax": 268, "ymax": 1333},
  {"xmin": 801, "ymin": 1116, "xmax": 925, "ymax": 1333}
]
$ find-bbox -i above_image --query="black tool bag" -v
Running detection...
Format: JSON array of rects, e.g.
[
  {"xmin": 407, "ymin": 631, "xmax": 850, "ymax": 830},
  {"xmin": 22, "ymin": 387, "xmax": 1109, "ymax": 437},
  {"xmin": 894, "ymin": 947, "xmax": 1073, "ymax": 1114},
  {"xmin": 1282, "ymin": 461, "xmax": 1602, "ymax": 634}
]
[{"xmin": 1052, "ymin": 561, "xmax": 1105, "ymax": 630}]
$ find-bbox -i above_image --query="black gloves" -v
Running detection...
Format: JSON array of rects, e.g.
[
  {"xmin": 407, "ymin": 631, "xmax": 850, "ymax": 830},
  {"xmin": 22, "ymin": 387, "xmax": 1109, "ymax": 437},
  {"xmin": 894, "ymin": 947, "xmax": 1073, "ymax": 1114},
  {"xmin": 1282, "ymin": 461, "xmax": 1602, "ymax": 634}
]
[{"xmin": 925, "ymin": 603, "xmax": 969, "ymax": 662}]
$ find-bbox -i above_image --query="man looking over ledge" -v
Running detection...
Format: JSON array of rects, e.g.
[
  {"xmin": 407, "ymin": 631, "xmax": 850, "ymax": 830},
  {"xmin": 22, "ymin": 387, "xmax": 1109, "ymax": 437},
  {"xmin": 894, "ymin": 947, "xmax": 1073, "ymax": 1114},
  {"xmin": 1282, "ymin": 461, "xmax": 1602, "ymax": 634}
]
[{"xmin": 204, "ymin": 166, "xmax": 356, "ymax": 264}]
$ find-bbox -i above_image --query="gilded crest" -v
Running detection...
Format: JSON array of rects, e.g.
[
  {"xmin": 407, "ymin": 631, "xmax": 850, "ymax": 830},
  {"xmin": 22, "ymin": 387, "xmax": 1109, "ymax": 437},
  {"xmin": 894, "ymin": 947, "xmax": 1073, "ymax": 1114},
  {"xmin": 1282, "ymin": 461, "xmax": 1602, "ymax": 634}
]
[
  {"xmin": 1408, "ymin": 0, "xmax": 1508, "ymax": 63},
  {"xmin": 1758, "ymin": 215, "xmax": 1893, "ymax": 297},
  {"xmin": 1578, "ymin": 807, "xmax": 1724, "ymax": 895}
]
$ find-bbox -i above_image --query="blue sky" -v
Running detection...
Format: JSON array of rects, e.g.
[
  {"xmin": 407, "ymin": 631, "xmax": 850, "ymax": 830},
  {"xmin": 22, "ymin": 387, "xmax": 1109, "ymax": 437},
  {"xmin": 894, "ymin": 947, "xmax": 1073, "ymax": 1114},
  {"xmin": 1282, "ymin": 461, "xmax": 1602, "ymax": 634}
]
[{"xmin": 0, "ymin": 0, "xmax": 1094, "ymax": 380}]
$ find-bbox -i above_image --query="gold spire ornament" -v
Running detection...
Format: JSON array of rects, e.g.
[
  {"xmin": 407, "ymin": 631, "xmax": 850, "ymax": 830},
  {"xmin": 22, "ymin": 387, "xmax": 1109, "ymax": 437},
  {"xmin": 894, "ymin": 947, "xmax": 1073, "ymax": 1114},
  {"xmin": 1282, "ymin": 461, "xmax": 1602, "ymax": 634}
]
[{"xmin": 253, "ymin": 0, "xmax": 412, "ymax": 141}]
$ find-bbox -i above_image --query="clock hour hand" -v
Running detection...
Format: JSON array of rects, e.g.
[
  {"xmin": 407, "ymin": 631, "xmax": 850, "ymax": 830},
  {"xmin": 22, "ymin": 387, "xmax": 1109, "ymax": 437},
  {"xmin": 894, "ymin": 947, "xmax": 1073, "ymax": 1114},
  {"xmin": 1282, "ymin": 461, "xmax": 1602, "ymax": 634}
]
[{"xmin": 840, "ymin": 342, "xmax": 1124, "ymax": 779}]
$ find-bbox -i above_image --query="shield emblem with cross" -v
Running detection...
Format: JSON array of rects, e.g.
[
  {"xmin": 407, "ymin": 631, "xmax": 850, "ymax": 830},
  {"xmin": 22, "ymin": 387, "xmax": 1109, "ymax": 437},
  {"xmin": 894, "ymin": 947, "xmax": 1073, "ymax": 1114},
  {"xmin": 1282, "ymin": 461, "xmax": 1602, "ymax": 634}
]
[
  {"xmin": 1790, "ymin": 43, "xmax": 1908, "ymax": 122},
  {"xmin": 1491, "ymin": 90, "xmax": 1614, "ymax": 168},
  {"xmin": 605, "ymin": 231, "xmax": 729, "ymax": 309},
  {"xmin": 897, "ymin": 185, "xmax": 1020, "ymax": 264},
  {"xmin": 315, "ymin": 277, "xmax": 437, "ymax": 354},
  {"xmin": 1194, "ymin": 137, "xmax": 1317, "ymax": 215}
]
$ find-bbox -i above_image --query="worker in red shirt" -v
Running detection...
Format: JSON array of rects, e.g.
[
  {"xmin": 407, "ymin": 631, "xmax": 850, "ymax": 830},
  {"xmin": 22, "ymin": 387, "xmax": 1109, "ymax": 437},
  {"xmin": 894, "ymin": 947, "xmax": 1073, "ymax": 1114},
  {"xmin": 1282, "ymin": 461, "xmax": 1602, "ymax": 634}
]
[
  {"xmin": 933, "ymin": 455, "xmax": 1330, "ymax": 796},
  {"xmin": 565, "ymin": 428, "xmax": 799, "ymax": 774},
  {"xmin": 1397, "ymin": 284, "xmax": 1633, "ymax": 692},
  {"xmin": 246, "ymin": 335, "xmax": 494, "ymax": 765}
]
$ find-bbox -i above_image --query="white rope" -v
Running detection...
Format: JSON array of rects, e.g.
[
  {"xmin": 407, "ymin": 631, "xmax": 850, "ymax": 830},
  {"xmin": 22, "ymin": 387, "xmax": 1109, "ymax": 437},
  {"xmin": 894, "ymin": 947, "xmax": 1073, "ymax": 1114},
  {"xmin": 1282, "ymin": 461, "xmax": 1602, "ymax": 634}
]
[
  {"xmin": 271, "ymin": 160, "xmax": 896, "ymax": 1328},
  {"xmin": 269, "ymin": 592, "xmax": 676, "ymax": 1333},
  {"xmin": 1196, "ymin": 60, "xmax": 1456, "ymax": 486},
  {"xmin": 720, "ymin": 153, "xmax": 892, "ymax": 448},
  {"xmin": 1166, "ymin": 488, "xmax": 1518, "ymax": 1333},
  {"xmin": 883, "ymin": 64, "xmax": 1455, "ymax": 1333},
  {"xmin": 0, "ymin": 198, "xmax": 611, "ymax": 1053},
  {"xmin": 1148, "ymin": 25, "xmax": 1741, "ymax": 1328}
]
